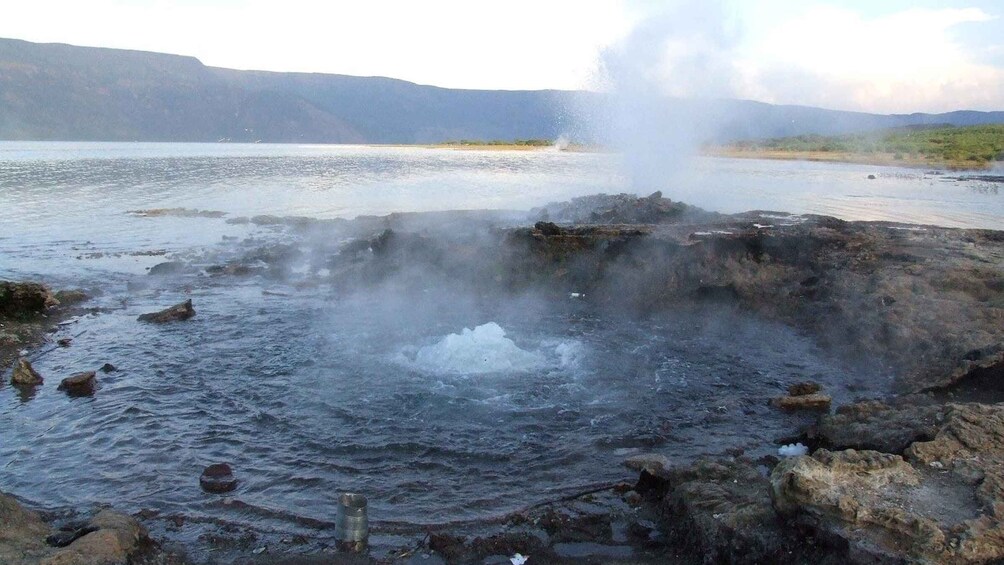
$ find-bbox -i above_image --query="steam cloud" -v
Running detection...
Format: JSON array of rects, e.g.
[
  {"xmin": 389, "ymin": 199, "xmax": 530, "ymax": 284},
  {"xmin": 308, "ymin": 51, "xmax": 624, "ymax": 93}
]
[{"xmin": 589, "ymin": 0, "xmax": 740, "ymax": 192}]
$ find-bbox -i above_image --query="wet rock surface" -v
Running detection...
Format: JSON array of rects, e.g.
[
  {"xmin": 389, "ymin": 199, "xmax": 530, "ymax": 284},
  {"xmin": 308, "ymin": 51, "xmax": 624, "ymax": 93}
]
[
  {"xmin": 57, "ymin": 372, "xmax": 96, "ymax": 397},
  {"xmin": 137, "ymin": 299, "xmax": 195, "ymax": 323},
  {"xmin": 200, "ymin": 464, "xmax": 238, "ymax": 494},
  {"xmin": 11, "ymin": 357, "xmax": 44, "ymax": 386},
  {"xmin": 0, "ymin": 492, "xmax": 150, "ymax": 565}
]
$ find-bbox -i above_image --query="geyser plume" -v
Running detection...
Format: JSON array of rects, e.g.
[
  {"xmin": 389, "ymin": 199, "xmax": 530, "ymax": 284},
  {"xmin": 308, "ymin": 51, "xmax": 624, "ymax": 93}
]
[{"xmin": 593, "ymin": 0, "xmax": 740, "ymax": 192}]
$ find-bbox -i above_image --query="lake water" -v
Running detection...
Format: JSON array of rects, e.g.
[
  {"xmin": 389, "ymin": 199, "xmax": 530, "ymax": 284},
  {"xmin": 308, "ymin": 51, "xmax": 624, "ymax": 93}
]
[{"xmin": 0, "ymin": 142, "xmax": 999, "ymax": 553}]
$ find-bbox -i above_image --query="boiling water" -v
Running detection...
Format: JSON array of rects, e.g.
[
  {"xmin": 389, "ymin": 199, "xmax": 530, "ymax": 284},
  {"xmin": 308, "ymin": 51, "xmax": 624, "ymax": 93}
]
[{"xmin": 0, "ymin": 142, "xmax": 997, "ymax": 544}]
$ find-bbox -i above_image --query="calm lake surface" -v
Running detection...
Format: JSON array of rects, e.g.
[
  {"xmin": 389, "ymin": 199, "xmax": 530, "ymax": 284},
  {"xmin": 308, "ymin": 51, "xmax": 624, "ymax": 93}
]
[{"xmin": 0, "ymin": 142, "xmax": 1000, "ymax": 547}]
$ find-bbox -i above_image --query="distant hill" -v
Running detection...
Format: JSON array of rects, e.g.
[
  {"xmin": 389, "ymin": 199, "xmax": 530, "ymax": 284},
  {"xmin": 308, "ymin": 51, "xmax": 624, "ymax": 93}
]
[{"xmin": 1, "ymin": 38, "xmax": 1002, "ymax": 144}]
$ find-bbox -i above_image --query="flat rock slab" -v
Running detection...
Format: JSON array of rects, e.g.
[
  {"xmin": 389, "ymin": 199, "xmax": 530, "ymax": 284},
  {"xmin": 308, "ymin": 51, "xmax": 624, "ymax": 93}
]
[{"xmin": 138, "ymin": 299, "xmax": 195, "ymax": 323}]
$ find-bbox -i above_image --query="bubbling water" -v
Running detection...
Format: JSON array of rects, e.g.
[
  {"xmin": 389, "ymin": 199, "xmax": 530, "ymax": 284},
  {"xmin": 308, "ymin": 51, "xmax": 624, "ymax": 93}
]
[{"xmin": 411, "ymin": 322, "xmax": 576, "ymax": 374}]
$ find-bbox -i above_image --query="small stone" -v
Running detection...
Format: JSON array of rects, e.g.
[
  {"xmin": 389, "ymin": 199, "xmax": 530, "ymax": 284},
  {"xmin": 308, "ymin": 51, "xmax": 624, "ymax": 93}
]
[
  {"xmin": 100, "ymin": 363, "xmax": 117, "ymax": 373},
  {"xmin": 787, "ymin": 382, "xmax": 821, "ymax": 397},
  {"xmin": 200, "ymin": 463, "xmax": 238, "ymax": 493},
  {"xmin": 57, "ymin": 338, "xmax": 72, "ymax": 347},
  {"xmin": 11, "ymin": 357, "xmax": 43, "ymax": 386},
  {"xmin": 770, "ymin": 393, "xmax": 831, "ymax": 412},
  {"xmin": 58, "ymin": 371, "xmax": 96, "ymax": 396}
]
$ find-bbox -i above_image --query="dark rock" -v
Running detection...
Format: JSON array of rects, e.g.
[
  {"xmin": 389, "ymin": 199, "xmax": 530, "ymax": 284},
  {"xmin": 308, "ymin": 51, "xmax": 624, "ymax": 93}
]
[
  {"xmin": 534, "ymin": 221, "xmax": 563, "ymax": 236},
  {"xmin": 770, "ymin": 393, "xmax": 831, "ymax": 412},
  {"xmin": 56, "ymin": 338, "xmax": 72, "ymax": 347},
  {"xmin": 10, "ymin": 358, "xmax": 43, "ymax": 386},
  {"xmin": 100, "ymin": 363, "xmax": 117, "ymax": 373},
  {"xmin": 644, "ymin": 457, "xmax": 837, "ymax": 563},
  {"xmin": 138, "ymin": 299, "xmax": 195, "ymax": 323},
  {"xmin": 148, "ymin": 261, "xmax": 187, "ymax": 276},
  {"xmin": 788, "ymin": 382, "xmax": 821, "ymax": 396},
  {"xmin": 816, "ymin": 400, "xmax": 942, "ymax": 453},
  {"xmin": 867, "ymin": 174, "xmax": 877, "ymax": 180},
  {"xmin": 58, "ymin": 371, "xmax": 96, "ymax": 396},
  {"xmin": 46, "ymin": 525, "xmax": 98, "ymax": 548},
  {"xmin": 200, "ymin": 463, "xmax": 238, "ymax": 493},
  {"xmin": 0, "ymin": 281, "xmax": 58, "ymax": 319}
]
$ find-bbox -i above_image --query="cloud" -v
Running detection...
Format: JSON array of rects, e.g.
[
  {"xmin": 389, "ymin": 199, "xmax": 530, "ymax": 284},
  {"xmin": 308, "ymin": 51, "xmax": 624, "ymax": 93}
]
[{"xmin": 735, "ymin": 5, "xmax": 1004, "ymax": 112}]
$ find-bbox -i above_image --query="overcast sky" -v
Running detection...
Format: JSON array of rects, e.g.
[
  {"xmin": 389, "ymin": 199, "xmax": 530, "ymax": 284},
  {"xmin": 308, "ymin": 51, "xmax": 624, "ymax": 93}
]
[{"xmin": 1, "ymin": 0, "xmax": 1001, "ymax": 113}]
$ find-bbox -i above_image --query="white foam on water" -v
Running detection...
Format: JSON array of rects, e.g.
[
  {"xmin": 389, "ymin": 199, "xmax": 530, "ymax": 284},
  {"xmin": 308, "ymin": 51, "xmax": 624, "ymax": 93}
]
[
  {"xmin": 413, "ymin": 322, "xmax": 544, "ymax": 374},
  {"xmin": 778, "ymin": 443, "xmax": 808, "ymax": 457}
]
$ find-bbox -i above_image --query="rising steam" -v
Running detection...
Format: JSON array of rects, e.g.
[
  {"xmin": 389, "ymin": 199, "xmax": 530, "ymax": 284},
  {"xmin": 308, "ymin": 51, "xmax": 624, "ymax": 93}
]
[{"xmin": 589, "ymin": 0, "xmax": 741, "ymax": 191}]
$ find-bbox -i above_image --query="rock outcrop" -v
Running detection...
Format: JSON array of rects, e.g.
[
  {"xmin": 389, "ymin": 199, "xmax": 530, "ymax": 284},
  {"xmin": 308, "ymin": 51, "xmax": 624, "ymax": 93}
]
[
  {"xmin": 815, "ymin": 400, "xmax": 943, "ymax": 453},
  {"xmin": 0, "ymin": 281, "xmax": 58, "ymax": 319},
  {"xmin": 137, "ymin": 299, "xmax": 195, "ymax": 323},
  {"xmin": 11, "ymin": 357, "xmax": 43, "ymax": 386},
  {"xmin": 0, "ymin": 492, "xmax": 149, "ymax": 565},
  {"xmin": 57, "ymin": 372, "xmax": 96, "ymax": 397},
  {"xmin": 773, "ymin": 403, "xmax": 1004, "ymax": 563},
  {"xmin": 634, "ymin": 456, "xmax": 839, "ymax": 564}
]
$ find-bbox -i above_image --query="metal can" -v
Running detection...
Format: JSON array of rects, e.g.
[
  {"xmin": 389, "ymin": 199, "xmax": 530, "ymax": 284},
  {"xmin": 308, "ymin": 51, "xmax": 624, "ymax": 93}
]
[{"xmin": 335, "ymin": 492, "xmax": 368, "ymax": 550}]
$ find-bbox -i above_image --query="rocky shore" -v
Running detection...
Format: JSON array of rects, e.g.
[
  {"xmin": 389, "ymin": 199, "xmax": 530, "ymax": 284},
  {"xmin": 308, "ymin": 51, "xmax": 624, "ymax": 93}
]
[{"xmin": 2, "ymin": 192, "xmax": 1002, "ymax": 563}]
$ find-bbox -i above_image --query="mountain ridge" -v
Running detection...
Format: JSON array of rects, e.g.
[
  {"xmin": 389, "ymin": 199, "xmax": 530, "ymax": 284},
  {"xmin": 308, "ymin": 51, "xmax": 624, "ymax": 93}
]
[{"xmin": 1, "ymin": 37, "xmax": 1002, "ymax": 144}]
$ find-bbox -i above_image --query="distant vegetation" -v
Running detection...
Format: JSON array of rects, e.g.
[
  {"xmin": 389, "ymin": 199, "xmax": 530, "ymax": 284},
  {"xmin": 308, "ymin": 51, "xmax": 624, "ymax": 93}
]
[
  {"xmin": 437, "ymin": 139, "xmax": 555, "ymax": 147},
  {"xmin": 720, "ymin": 124, "xmax": 1004, "ymax": 168}
]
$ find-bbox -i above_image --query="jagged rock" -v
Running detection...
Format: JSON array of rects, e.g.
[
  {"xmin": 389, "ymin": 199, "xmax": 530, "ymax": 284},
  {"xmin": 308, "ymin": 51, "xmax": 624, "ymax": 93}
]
[
  {"xmin": 816, "ymin": 400, "xmax": 943, "ymax": 453},
  {"xmin": 2, "ymin": 493, "xmax": 149, "ymax": 565},
  {"xmin": 0, "ymin": 281, "xmax": 58, "ymax": 319},
  {"xmin": 774, "ymin": 403, "xmax": 1004, "ymax": 564},
  {"xmin": 11, "ymin": 357, "xmax": 43, "ymax": 386},
  {"xmin": 41, "ymin": 510, "xmax": 149, "ymax": 565},
  {"xmin": 905, "ymin": 403, "xmax": 1004, "ymax": 519},
  {"xmin": 769, "ymin": 393, "xmax": 831, "ymax": 412},
  {"xmin": 200, "ymin": 463, "xmax": 237, "ymax": 493},
  {"xmin": 639, "ymin": 457, "xmax": 837, "ymax": 563},
  {"xmin": 58, "ymin": 372, "xmax": 96, "ymax": 397},
  {"xmin": 771, "ymin": 450, "xmax": 945, "ymax": 562},
  {"xmin": 137, "ymin": 299, "xmax": 195, "ymax": 323},
  {"xmin": 788, "ymin": 382, "xmax": 821, "ymax": 396}
]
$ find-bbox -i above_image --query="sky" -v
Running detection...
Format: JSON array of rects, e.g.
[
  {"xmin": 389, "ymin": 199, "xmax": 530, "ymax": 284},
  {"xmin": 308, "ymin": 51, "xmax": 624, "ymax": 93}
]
[{"xmin": 0, "ymin": 0, "xmax": 1001, "ymax": 113}]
